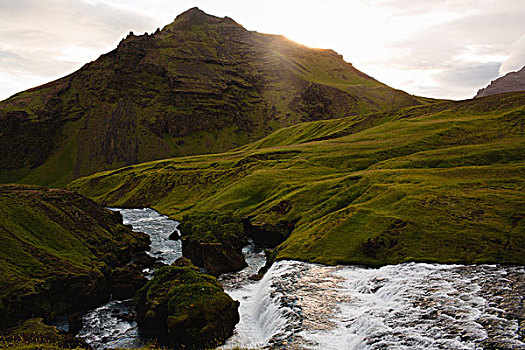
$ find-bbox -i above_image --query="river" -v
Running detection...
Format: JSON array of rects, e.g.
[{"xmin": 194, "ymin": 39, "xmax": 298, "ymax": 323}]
[{"xmin": 78, "ymin": 208, "xmax": 525, "ymax": 349}]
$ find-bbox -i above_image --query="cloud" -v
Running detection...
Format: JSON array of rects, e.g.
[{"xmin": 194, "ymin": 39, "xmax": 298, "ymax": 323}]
[
  {"xmin": 359, "ymin": 3, "xmax": 525, "ymax": 99},
  {"xmin": 500, "ymin": 34, "xmax": 525, "ymax": 74},
  {"xmin": 0, "ymin": 0, "xmax": 157, "ymax": 100}
]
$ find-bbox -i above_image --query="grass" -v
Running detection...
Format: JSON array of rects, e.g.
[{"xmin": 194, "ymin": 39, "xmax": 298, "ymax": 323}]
[
  {"xmin": 0, "ymin": 318, "xmax": 89, "ymax": 349},
  {"xmin": 68, "ymin": 91, "xmax": 525, "ymax": 267}
]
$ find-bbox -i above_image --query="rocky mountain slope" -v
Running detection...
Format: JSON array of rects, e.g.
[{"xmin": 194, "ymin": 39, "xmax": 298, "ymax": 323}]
[
  {"xmin": 0, "ymin": 7, "xmax": 424, "ymax": 187},
  {"xmin": 476, "ymin": 65, "xmax": 525, "ymax": 98},
  {"xmin": 69, "ymin": 91, "xmax": 525, "ymax": 266}
]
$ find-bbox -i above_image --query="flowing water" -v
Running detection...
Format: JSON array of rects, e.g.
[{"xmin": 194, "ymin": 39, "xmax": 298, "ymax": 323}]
[
  {"xmin": 222, "ymin": 261, "xmax": 524, "ymax": 350},
  {"xmin": 79, "ymin": 209, "xmax": 525, "ymax": 349},
  {"xmin": 78, "ymin": 208, "xmax": 181, "ymax": 349}
]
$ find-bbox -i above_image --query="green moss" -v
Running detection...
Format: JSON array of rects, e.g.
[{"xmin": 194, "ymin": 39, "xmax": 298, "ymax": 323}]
[
  {"xmin": 179, "ymin": 212, "xmax": 244, "ymax": 244},
  {"xmin": 0, "ymin": 318, "xmax": 88, "ymax": 349}
]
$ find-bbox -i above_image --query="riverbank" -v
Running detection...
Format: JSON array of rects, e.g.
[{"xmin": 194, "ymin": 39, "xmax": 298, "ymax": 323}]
[{"xmin": 0, "ymin": 185, "xmax": 151, "ymax": 332}]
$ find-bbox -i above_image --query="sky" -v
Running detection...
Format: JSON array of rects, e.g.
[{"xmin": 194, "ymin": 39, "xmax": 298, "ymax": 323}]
[{"xmin": 1, "ymin": 0, "xmax": 524, "ymax": 101}]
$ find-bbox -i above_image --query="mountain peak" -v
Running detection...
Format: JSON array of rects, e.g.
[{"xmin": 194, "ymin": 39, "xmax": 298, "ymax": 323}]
[
  {"xmin": 168, "ymin": 7, "xmax": 240, "ymax": 29},
  {"xmin": 176, "ymin": 7, "xmax": 209, "ymax": 19}
]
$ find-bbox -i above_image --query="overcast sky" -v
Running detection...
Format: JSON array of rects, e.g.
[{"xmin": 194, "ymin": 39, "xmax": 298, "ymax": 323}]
[{"xmin": 1, "ymin": 0, "xmax": 524, "ymax": 101}]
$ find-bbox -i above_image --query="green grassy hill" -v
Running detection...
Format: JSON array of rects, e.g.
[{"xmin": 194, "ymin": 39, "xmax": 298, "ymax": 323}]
[
  {"xmin": 68, "ymin": 91, "xmax": 525, "ymax": 266},
  {"xmin": 0, "ymin": 8, "xmax": 423, "ymax": 187}
]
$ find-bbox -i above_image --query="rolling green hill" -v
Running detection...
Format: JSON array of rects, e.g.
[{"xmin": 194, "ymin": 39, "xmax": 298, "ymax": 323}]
[
  {"xmin": 0, "ymin": 7, "xmax": 423, "ymax": 187},
  {"xmin": 68, "ymin": 91, "xmax": 525, "ymax": 266}
]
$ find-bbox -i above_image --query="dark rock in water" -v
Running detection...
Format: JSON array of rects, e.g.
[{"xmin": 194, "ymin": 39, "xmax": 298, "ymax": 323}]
[
  {"xmin": 179, "ymin": 212, "xmax": 248, "ymax": 276},
  {"xmin": 135, "ymin": 258, "xmax": 239, "ymax": 349},
  {"xmin": 182, "ymin": 237, "xmax": 247, "ymax": 276},
  {"xmin": 67, "ymin": 312, "xmax": 83, "ymax": 336},
  {"xmin": 116, "ymin": 311, "xmax": 136, "ymax": 323},
  {"xmin": 131, "ymin": 251, "xmax": 161, "ymax": 270},
  {"xmin": 168, "ymin": 228, "xmax": 181, "ymax": 240},
  {"xmin": 109, "ymin": 264, "xmax": 148, "ymax": 300}
]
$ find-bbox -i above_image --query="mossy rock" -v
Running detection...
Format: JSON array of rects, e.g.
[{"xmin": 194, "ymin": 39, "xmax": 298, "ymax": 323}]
[
  {"xmin": 135, "ymin": 258, "xmax": 240, "ymax": 349},
  {"xmin": 179, "ymin": 212, "xmax": 248, "ymax": 276}
]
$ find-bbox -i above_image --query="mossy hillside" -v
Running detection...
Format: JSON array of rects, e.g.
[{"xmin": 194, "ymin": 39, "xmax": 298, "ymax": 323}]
[
  {"xmin": 69, "ymin": 92, "xmax": 525, "ymax": 266},
  {"xmin": 135, "ymin": 259, "xmax": 239, "ymax": 349},
  {"xmin": 0, "ymin": 184, "xmax": 150, "ymax": 329},
  {"xmin": 0, "ymin": 8, "xmax": 424, "ymax": 188}
]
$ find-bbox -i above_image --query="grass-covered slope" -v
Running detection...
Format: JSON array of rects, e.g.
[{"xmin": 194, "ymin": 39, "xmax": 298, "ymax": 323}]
[
  {"xmin": 68, "ymin": 92, "xmax": 525, "ymax": 266},
  {"xmin": 0, "ymin": 8, "xmax": 423, "ymax": 187},
  {"xmin": 0, "ymin": 184, "xmax": 150, "ymax": 329}
]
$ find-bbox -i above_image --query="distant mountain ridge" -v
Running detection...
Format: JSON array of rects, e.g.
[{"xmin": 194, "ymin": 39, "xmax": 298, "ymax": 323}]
[
  {"xmin": 476, "ymin": 65, "xmax": 525, "ymax": 98},
  {"xmin": 0, "ymin": 7, "xmax": 423, "ymax": 186}
]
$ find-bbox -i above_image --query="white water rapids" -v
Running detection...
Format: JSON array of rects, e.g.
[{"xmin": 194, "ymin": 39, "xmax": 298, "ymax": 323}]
[{"xmin": 78, "ymin": 209, "xmax": 525, "ymax": 349}]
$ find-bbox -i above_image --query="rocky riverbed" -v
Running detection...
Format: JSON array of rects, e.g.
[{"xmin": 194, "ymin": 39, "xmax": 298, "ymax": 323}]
[{"xmin": 79, "ymin": 209, "xmax": 524, "ymax": 350}]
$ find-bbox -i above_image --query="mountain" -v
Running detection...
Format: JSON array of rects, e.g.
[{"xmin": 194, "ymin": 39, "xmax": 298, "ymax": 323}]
[
  {"xmin": 476, "ymin": 65, "xmax": 525, "ymax": 98},
  {"xmin": 0, "ymin": 7, "xmax": 424, "ymax": 187},
  {"xmin": 69, "ymin": 91, "xmax": 525, "ymax": 266}
]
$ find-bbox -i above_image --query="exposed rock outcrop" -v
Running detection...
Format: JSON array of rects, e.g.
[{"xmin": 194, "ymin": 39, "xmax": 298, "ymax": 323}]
[
  {"xmin": 242, "ymin": 217, "xmax": 298, "ymax": 248},
  {"xmin": 475, "ymin": 65, "xmax": 525, "ymax": 98},
  {"xmin": 109, "ymin": 264, "xmax": 148, "ymax": 300},
  {"xmin": 181, "ymin": 238, "xmax": 247, "ymax": 276}
]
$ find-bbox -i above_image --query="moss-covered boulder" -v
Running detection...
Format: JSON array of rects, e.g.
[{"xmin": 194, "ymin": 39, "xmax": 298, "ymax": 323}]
[
  {"xmin": 0, "ymin": 184, "xmax": 152, "ymax": 330},
  {"xmin": 134, "ymin": 258, "xmax": 240, "ymax": 349},
  {"xmin": 179, "ymin": 212, "xmax": 248, "ymax": 276}
]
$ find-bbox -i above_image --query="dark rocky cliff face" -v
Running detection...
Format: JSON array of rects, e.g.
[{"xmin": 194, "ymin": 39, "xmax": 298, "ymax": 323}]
[
  {"xmin": 475, "ymin": 65, "xmax": 525, "ymax": 98},
  {"xmin": 0, "ymin": 7, "xmax": 423, "ymax": 186}
]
